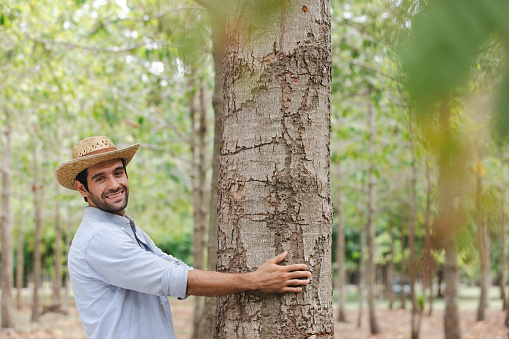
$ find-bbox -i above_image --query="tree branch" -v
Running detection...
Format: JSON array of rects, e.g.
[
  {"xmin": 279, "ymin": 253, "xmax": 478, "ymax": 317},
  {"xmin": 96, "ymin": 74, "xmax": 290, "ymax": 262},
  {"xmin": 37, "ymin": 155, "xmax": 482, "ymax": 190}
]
[{"xmin": 26, "ymin": 35, "xmax": 176, "ymax": 53}]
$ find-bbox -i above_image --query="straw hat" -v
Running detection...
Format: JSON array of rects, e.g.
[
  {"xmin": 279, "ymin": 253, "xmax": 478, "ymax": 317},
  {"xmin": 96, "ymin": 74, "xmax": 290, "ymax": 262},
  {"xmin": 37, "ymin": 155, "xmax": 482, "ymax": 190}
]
[{"xmin": 55, "ymin": 136, "xmax": 140, "ymax": 190}]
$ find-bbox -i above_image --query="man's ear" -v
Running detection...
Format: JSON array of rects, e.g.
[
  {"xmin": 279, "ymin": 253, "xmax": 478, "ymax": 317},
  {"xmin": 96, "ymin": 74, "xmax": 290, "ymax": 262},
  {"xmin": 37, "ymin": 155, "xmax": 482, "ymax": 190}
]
[{"xmin": 75, "ymin": 180, "xmax": 89, "ymax": 198}]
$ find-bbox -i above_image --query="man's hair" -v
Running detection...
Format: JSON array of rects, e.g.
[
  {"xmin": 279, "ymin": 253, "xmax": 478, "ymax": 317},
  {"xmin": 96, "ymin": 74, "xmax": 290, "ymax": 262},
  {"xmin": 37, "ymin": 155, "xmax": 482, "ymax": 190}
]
[{"xmin": 75, "ymin": 159, "xmax": 128, "ymax": 202}]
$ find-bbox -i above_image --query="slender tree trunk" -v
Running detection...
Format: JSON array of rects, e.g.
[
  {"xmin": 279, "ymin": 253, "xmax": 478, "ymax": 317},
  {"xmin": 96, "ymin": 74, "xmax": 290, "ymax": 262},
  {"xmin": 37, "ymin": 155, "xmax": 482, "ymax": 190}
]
[
  {"xmin": 189, "ymin": 81, "xmax": 208, "ymax": 338},
  {"xmin": 62, "ymin": 205, "xmax": 72, "ymax": 315},
  {"xmin": 336, "ymin": 163, "xmax": 347, "ymax": 322},
  {"xmin": 501, "ymin": 191, "xmax": 507, "ymax": 311},
  {"xmin": 408, "ymin": 121, "xmax": 421, "ymax": 339},
  {"xmin": 476, "ymin": 153, "xmax": 489, "ymax": 322},
  {"xmin": 357, "ymin": 223, "xmax": 366, "ymax": 329},
  {"xmin": 52, "ymin": 185, "xmax": 62, "ymax": 308},
  {"xmin": 436, "ymin": 99, "xmax": 461, "ymax": 339},
  {"xmin": 399, "ymin": 207, "xmax": 406, "ymax": 310},
  {"xmin": 424, "ymin": 159, "xmax": 434, "ymax": 316},
  {"xmin": 16, "ymin": 211, "xmax": 24, "ymax": 310},
  {"xmin": 31, "ymin": 142, "xmax": 43, "ymax": 323},
  {"xmin": 1, "ymin": 110, "xmax": 15, "ymax": 328},
  {"xmin": 444, "ymin": 242, "xmax": 460, "ymax": 339},
  {"xmin": 194, "ymin": 2, "xmax": 225, "ymax": 336},
  {"xmin": 388, "ymin": 218, "xmax": 395, "ymax": 310},
  {"xmin": 366, "ymin": 103, "xmax": 380, "ymax": 335},
  {"xmin": 215, "ymin": 1, "xmax": 334, "ymax": 337}
]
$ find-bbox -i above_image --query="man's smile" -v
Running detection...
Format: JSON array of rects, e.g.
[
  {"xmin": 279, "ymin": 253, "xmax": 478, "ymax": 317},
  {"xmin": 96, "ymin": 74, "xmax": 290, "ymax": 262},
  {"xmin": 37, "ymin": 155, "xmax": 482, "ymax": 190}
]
[{"xmin": 104, "ymin": 189, "xmax": 124, "ymax": 200}]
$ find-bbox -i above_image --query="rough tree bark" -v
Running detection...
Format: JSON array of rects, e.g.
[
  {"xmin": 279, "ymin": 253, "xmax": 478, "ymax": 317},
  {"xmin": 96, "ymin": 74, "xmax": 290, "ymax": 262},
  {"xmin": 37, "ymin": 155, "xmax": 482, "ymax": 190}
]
[
  {"xmin": 215, "ymin": 1, "xmax": 334, "ymax": 337},
  {"xmin": 193, "ymin": 0, "xmax": 225, "ymax": 336},
  {"xmin": 366, "ymin": 103, "xmax": 380, "ymax": 335},
  {"xmin": 1, "ymin": 109, "xmax": 15, "ymax": 328},
  {"xmin": 335, "ymin": 163, "xmax": 347, "ymax": 322}
]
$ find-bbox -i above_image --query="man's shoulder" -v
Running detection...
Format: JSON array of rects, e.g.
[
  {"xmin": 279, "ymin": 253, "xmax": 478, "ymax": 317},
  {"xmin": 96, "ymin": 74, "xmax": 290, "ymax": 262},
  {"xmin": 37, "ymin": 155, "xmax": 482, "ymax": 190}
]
[{"xmin": 72, "ymin": 216, "xmax": 127, "ymax": 249}]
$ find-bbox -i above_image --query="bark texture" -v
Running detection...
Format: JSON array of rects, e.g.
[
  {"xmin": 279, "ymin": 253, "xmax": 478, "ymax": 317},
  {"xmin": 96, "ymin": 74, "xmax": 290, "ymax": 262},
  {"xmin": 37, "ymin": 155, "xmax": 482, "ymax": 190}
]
[
  {"xmin": 215, "ymin": 1, "xmax": 334, "ymax": 337},
  {"xmin": 1, "ymin": 110, "xmax": 15, "ymax": 328}
]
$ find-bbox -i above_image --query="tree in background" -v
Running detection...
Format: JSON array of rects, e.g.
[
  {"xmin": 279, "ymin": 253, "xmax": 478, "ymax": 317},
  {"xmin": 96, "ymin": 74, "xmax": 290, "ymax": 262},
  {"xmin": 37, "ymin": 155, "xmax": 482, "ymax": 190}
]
[
  {"xmin": 1, "ymin": 109, "xmax": 15, "ymax": 328},
  {"xmin": 215, "ymin": 0, "xmax": 334, "ymax": 337}
]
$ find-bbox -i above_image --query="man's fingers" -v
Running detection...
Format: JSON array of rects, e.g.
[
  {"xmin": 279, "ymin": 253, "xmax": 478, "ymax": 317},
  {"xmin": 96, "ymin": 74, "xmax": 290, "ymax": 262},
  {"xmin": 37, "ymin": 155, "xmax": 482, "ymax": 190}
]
[
  {"xmin": 271, "ymin": 251, "xmax": 288, "ymax": 264},
  {"xmin": 284, "ymin": 264, "xmax": 308, "ymax": 271},
  {"xmin": 287, "ymin": 270, "xmax": 311, "ymax": 279},
  {"xmin": 286, "ymin": 278, "xmax": 309, "ymax": 286}
]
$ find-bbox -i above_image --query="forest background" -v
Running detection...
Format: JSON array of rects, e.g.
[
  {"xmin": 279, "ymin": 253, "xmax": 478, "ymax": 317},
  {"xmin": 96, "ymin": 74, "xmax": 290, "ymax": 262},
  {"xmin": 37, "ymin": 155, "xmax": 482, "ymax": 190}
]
[{"xmin": 2, "ymin": 0, "xmax": 509, "ymax": 338}]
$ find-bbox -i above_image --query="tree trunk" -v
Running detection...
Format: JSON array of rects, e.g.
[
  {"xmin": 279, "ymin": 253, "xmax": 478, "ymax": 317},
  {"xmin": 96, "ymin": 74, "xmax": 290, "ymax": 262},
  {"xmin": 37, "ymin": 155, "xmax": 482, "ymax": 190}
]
[
  {"xmin": 335, "ymin": 163, "xmax": 347, "ymax": 322},
  {"xmin": 436, "ymin": 99, "xmax": 461, "ymax": 339},
  {"xmin": 31, "ymin": 142, "xmax": 43, "ymax": 323},
  {"xmin": 500, "ymin": 191, "xmax": 507, "ymax": 311},
  {"xmin": 476, "ymin": 154, "xmax": 489, "ymax": 322},
  {"xmin": 357, "ymin": 222, "xmax": 366, "ymax": 329},
  {"xmin": 194, "ymin": 2, "xmax": 224, "ymax": 337},
  {"xmin": 1, "ymin": 110, "xmax": 15, "ymax": 328},
  {"xmin": 16, "ymin": 211, "xmax": 24, "ymax": 310},
  {"xmin": 387, "ymin": 218, "xmax": 395, "ymax": 310},
  {"xmin": 62, "ymin": 205, "xmax": 72, "ymax": 315},
  {"xmin": 424, "ymin": 158, "xmax": 434, "ymax": 316},
  {"xmin": 399, "ymin": 207, "xmax": 406, "ymax": 310},
  {"xmin": 408, "ymin": 120, "xmax": 421, "ymax": 339},
  {"xmin": 189, "ymin": 80, "xmax": 208, "ymax": 338},
  {"xmin": 444, "ymin": 242, "xmax": 461, "ymax": 339},
  {"xmin": 52, "ymin": 186, "xmax": 62, "ymax": 308},
  {"xmin": 366, "ymin": 103, "xmax": 380, "ymax": 335},
  {"xmin": 215, "ymin": 1, "xmax": 334, "ymax": 337}
]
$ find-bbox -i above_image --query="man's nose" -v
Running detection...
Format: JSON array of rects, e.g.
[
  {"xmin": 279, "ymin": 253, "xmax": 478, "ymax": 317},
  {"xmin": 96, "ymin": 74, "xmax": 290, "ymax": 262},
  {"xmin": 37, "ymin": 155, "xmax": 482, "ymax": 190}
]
[{"xmin": 107, "ymin": 175, "xmax": 121, "ymax": 189}]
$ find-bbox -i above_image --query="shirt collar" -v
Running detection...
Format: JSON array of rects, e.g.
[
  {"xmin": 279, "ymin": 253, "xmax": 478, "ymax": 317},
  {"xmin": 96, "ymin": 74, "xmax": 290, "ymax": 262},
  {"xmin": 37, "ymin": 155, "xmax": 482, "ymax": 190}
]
[{"xmin": 83, "ymin": 206, "xmax": 131, "ymax": 227}]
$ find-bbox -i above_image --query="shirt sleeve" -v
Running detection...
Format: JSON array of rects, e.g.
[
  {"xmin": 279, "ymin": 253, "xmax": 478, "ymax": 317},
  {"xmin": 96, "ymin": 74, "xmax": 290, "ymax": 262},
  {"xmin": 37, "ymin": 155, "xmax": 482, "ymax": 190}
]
[{"xmin": 84, "ymin": 229, "xmax": 189, "ymax": 298}]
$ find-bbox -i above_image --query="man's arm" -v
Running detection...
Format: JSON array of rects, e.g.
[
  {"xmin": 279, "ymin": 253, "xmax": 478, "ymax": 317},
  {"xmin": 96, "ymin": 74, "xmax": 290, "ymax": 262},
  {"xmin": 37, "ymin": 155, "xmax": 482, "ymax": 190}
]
[{"xmin": 186, "ymin": 251, "xmax": 311, "ymax": 296}]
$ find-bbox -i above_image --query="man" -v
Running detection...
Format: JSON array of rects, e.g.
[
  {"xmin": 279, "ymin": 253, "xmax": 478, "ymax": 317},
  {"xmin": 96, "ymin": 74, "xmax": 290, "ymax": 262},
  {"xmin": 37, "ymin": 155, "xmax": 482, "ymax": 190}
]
[{"xmin": 55, "ymin": 136, "xmax": 311, "ymax": 339}]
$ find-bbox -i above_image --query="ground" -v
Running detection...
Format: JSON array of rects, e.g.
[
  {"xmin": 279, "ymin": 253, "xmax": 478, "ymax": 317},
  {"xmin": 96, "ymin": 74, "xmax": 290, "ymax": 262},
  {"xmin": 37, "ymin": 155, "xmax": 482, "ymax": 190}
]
[{"xmin": 1, "ymin": 287, "xmax": 508, "ymax": 338}]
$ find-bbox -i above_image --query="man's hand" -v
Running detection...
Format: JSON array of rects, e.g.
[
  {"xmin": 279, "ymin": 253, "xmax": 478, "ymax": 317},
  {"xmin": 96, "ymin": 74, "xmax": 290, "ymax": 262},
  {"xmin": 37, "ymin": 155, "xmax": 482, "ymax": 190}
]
[
  {"xmin": 250, "ymin": 251, "xmax": 311, "ymax": 293},
  {"xmin": 186, "ymin": 251, "xmax": 311, "ymax": 296}
]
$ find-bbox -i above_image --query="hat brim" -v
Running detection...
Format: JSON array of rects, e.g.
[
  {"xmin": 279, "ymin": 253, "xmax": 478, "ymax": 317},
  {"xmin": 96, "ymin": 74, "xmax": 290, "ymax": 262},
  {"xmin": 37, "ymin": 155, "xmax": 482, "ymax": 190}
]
[{"xmin": 54, "ymin": 144, "xmax": 140, "ymax": 190}]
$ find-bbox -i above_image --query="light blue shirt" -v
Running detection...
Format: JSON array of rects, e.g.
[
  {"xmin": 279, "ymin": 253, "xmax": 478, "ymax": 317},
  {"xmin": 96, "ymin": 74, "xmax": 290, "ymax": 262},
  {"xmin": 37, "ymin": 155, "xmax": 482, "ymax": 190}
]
[{"xmin": 68, "ymin": 207, "xmax": 191, "ymax": 339}]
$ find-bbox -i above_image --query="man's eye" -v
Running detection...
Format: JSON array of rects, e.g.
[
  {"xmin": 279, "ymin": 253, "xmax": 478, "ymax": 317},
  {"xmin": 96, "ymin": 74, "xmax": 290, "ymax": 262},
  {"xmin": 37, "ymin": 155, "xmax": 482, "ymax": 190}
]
[{"xmin": 96, "ymin": 177, "xmax": 104, "ymax": 182}]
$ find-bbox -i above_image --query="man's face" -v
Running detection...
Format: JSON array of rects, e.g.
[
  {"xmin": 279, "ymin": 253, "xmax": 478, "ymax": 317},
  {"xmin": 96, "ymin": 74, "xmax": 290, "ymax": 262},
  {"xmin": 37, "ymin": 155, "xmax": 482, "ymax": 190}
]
[{"xmin": 75, "ymin": 158, "xmax": 129, "ymax": 216}]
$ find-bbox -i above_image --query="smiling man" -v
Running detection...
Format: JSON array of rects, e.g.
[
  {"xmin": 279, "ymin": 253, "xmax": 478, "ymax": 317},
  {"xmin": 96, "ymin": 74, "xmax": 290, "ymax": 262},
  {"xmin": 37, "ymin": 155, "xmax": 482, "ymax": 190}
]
[{"xmin": 54, "ymin": 136, "xmax": 311, "ymax": 339}]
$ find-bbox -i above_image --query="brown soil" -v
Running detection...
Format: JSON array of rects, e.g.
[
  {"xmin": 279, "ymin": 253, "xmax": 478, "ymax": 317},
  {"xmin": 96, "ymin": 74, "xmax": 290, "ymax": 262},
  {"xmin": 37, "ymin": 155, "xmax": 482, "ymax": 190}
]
[{"xmin": 1, "ymin": 298, "xmax": 508, "ymax": 338}]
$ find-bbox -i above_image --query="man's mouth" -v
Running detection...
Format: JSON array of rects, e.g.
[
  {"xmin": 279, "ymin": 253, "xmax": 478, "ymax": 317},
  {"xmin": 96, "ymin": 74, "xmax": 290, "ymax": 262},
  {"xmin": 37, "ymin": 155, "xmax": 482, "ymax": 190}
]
[{"xmin": 105, "ymin": 190, "xmax": 124, "ymax": 200}]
